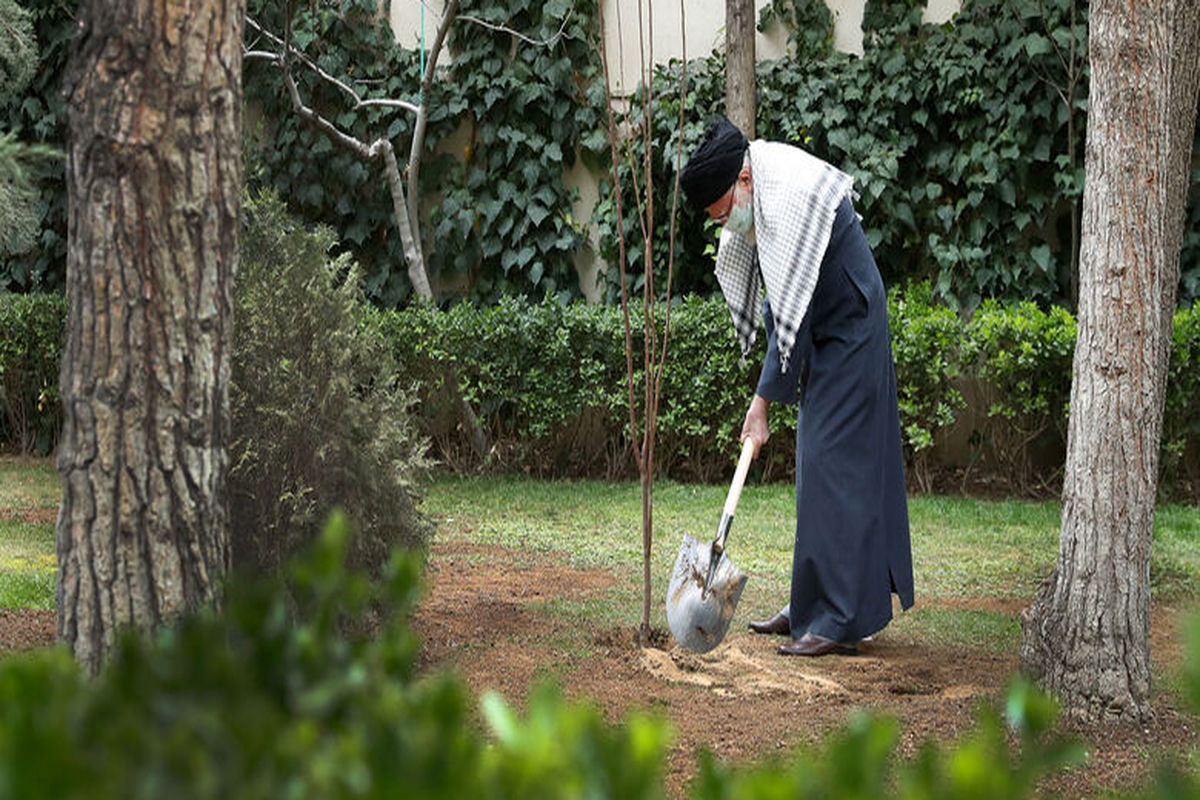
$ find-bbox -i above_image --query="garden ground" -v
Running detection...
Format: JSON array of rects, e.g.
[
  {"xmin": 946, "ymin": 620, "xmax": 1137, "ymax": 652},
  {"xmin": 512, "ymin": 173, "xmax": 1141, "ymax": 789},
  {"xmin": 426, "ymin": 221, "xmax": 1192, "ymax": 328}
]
[
  {"xmin": 411, "ymin": 539, "xmax": 1194, "ymax": 799},
  {"xmin": 2, "ymin": 461, "xmax": 1198, "ymax": 798}
]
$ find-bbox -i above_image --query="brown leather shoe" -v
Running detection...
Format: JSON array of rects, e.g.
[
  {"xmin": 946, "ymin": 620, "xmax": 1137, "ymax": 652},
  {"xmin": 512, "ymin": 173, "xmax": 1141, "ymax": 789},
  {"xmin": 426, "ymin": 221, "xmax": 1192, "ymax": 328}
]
[
  {"xmin": 778, "ymin": 631, "xmax": 857, "ymax": 657},
  {"xmin": 748, "ymin": 612, "xmax": 791, "ymax": 635}
]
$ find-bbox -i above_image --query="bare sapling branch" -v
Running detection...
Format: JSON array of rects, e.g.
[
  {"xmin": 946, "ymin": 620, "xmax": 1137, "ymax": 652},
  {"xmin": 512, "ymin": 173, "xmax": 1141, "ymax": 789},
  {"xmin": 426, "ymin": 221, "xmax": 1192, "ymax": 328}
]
[{"xmin": 598, "ymin": 0, "xmax": 687, "ymax": 639}]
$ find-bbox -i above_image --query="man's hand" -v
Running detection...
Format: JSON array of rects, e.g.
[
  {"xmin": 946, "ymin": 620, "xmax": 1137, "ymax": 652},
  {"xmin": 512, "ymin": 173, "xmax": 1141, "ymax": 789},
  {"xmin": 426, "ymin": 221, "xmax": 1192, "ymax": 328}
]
[{"xmin": 741, "ymin": 395, "xmax": 770, "ymax": 457}]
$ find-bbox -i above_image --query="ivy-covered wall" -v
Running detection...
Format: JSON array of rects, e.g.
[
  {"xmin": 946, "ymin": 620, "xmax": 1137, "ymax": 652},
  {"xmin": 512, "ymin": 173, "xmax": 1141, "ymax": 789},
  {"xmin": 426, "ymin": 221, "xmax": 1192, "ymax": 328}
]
[{"xmin": 2, "ymin": 0, "xmax": 1198, "ymax": 308}]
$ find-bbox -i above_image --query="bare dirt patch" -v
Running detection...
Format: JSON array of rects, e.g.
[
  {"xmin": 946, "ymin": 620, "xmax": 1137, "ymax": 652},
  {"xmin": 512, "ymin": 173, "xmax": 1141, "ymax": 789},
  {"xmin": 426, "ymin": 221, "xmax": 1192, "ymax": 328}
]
[
  {"xmin": 412, "ymin": 541, "xmax": 1197, "ymax": 799},
  {"xmin": 0, "ymin": 507, "xmax": 57, "ymax": 525},
  {"xmin": 0, "ymin": 609, "xmax": 55, "ymax": 652}
]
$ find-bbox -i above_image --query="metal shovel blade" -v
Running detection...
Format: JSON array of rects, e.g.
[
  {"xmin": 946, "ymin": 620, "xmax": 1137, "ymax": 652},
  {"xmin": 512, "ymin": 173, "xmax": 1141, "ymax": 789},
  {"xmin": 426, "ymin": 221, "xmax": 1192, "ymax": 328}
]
[{"xmin": 666, "ymin": 532, "xmax": 748, "ymax": 653}]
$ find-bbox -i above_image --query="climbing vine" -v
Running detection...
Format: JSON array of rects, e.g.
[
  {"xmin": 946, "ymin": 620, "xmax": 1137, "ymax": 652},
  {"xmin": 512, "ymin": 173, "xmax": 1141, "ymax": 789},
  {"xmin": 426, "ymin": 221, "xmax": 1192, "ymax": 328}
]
[
  {"xmin": 432, "ymin": 0, "xmax": 602, "ymax": 302},
  {"xmin": 4, "ymin": 0, "xmax": 1197, "ymax": 306},
  {"xmin": 244, "ymin": 0, "xmax": 439, "ymax": 306},
  {"xmin": 596, "ymin": 0, "xmax": 1110, "ymax": 310},
  {"xmin": 244, "ymin": 0, "xmax": 601, "ymax": 306}
]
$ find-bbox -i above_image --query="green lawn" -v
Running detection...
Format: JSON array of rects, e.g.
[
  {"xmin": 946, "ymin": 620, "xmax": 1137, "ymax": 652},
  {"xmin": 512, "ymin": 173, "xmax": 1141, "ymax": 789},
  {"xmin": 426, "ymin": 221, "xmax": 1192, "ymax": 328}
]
[
  {"xmin": 0, "ymin": 457, "xmax": 59, "ymax": 610},
  {"xmin": 3, "ymin": 456, "xmax": 1199, "ymax": 649},
  {"xmin": 421, "ymin": 474, "xmax": 1200, "ymax": 649}
]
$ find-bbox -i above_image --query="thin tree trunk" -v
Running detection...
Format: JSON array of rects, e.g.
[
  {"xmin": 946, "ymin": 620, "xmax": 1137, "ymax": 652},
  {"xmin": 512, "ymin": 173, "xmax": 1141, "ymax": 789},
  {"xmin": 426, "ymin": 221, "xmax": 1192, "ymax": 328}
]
[
  {"xmin": 725, "ymin": 0, "xmax": 755, "ymax": 138},
  {"xmin": 57, "ymin": 0, "xmax": 242, "ymax": 675},
  {"xmin": 1019, "ymin": 0, "xmax": 1200, "ymax": 723}
]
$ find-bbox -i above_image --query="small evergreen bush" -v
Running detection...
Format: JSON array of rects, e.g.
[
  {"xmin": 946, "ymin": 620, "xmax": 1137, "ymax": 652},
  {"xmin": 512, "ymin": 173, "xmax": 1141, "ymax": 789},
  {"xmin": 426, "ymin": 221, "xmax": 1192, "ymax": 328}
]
[{"xmin": 230, "ymin": 191, "xmax": 431, "ymax": 573}]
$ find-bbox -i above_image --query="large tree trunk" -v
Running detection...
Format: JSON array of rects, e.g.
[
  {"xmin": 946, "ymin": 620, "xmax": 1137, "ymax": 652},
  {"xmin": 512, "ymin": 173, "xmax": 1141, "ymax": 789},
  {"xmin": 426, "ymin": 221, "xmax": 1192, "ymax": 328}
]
[
  {"xmin": 1019, "ymin": 0, "xmax": 1200, "ymax": 723},
  {"xmin": 57, "ymin": 0, "xmax": 243, "ymax": 675},
  {"xmin": 725, "ymin": 0, "xmax": 755, "ymax": 138}
]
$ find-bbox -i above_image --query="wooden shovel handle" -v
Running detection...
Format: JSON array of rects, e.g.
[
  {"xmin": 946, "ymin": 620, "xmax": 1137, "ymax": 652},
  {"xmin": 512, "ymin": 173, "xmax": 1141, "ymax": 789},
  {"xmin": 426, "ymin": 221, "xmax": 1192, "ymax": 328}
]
[{"xmin": 723, "ymin": 437, "xmax": 757, "ymax": 519}]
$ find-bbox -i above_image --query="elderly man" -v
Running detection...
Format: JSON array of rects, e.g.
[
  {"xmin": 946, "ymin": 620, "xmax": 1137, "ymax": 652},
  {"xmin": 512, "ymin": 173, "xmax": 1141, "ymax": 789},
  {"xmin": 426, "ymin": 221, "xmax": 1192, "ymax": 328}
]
[{"xmin": 680, "ymin": 116, "xmax": 914, "ymax": 657}]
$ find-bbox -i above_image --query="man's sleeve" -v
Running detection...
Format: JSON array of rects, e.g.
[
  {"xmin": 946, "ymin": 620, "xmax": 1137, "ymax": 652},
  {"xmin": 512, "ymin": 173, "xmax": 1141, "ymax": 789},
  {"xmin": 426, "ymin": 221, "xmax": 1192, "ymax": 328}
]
[{"xmin": 755, "ymin": 296, "xmax": 810, "ymax": 405}]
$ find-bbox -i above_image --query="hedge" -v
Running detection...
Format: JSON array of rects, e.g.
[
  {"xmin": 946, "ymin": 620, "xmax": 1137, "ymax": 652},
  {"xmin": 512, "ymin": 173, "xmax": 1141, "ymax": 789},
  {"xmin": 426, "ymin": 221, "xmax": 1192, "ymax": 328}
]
[
  {"xmin": 0, "ymin": 291, "xmax": 64, "ymax": 454},
  {"xmin": 4, "ymin": 289, "xmax": 1198, "ymax": 498},
  {"xmin": 381, "ymin": 292, "xmax": 1199, "ymax": 498}
]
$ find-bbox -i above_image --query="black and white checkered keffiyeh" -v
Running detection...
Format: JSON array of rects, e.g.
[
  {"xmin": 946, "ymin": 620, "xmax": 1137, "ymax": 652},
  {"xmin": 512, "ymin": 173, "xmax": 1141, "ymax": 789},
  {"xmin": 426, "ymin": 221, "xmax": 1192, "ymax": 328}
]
[{"xmin": 714, "ymin": 141, "xmax": 855, "ymax": 374}]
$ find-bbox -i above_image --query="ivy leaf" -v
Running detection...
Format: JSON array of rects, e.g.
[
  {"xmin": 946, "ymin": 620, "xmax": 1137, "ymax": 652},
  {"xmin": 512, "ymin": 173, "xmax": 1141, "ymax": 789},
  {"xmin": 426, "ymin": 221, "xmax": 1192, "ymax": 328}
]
[
  {"xmin": 1023, "ymin": 34, "xmax": 1053, "ymax": 58},
  {"xmin": 529, "ymin": 262, "xmax": 545, "ymax": 286},
  {"xmin": 528, "ymin": 203, "xmax": 551, "ymax": 227},
  {"xmin": 1030, "ymin": 244, "xmax": 1053, "ymax": 275},
  {"xmin": 998, "ymin": 181, "xmax": 1016, "ymax": 206}
]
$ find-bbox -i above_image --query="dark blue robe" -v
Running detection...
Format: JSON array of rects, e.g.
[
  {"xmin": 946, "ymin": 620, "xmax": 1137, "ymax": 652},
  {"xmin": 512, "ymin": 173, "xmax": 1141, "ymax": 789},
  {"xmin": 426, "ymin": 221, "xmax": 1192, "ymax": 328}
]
[{"xmin": 756, "ymin": 197, "xmax": 915, "ymax": 642}]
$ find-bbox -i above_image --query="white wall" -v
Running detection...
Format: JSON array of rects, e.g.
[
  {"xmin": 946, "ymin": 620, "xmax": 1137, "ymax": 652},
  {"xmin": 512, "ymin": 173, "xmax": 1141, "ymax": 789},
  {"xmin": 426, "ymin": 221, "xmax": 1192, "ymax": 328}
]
[
  {"xmin": 388, "ymin": 0, "xmax": 962, "ymax": 299},
  {"xmin": 390, "ymin": 1, "xmax": 962, "ymax": 63}
]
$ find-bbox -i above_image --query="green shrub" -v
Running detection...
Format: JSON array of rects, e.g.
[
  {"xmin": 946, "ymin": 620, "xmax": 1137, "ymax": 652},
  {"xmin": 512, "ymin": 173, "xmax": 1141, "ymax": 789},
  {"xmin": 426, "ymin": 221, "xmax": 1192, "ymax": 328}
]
[
  {"xmin": 381, "ymin": 296, "xmax": 628, "ymax": 475},
  {"xmin": 6, "ymin": 278, "xmax": 1196, "ymax": 498},
  {"xmin": 1163, "ymin": 303, "xmax": 1200, "ymax": 501},
  {"xmin": 0, "ymin": 291, "xmax": 65, "ymax": 454},
  {"xmin": 382, "ymin": 293, "xmax": 1200, "ymax": 493},
  {"xmin": 888, "ymin": 282, "xmax": 967, "ymax": 491},
  {"xmin": 966, "ymin": 300, "xmax": 1077, "ymax": 492},
  {"xmin": 230, "ymin": 191, "xmax": 431, "ymax": 574}
]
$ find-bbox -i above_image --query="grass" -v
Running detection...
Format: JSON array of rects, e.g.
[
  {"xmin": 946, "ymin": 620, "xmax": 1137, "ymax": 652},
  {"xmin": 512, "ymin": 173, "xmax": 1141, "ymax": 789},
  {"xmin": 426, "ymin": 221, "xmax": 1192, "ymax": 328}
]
[
  {"xmin": 2, "ymin": 456, "xmax": 1199, "ymax": 648},
  {"xmin": 889, "ymin": 608, "xmax": 1022, "ymax": 653},
  {"xmin": 0, "ymin": 456, "xmax": 59, "ymax": 508},
  {"xmin": 421, "ymin": 473, "xmax": 1200, "ymax": 642},
  {"xmin": 0, "ymin": 457, "xmax": 58, "ymax": 610}
]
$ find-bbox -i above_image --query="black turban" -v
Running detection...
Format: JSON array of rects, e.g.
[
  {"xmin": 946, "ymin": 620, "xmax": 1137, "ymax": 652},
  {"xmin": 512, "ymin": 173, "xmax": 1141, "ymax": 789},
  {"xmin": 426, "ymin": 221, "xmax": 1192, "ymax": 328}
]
[{"xmin": 680, "ymin": 116, "xmax": 749, "ymax": 210}]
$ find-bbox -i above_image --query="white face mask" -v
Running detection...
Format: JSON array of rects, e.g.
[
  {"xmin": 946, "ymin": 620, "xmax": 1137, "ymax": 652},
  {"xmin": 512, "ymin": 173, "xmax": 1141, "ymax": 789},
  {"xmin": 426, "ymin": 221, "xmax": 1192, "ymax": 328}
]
[{"xmin": 724, "ymin": 185, "xmax": 754, "ymax": 235}]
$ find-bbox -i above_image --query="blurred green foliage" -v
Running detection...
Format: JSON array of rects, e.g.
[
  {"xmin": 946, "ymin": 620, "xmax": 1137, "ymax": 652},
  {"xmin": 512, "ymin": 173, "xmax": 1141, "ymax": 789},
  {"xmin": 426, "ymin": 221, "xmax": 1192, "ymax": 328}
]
[
  {"xmin": 691, "ymin": 680, "xmax": 1084, "ymax": 800},
  {"xmin": 0, "ymin": 513, "xmax": 675, "ymax": 800}
]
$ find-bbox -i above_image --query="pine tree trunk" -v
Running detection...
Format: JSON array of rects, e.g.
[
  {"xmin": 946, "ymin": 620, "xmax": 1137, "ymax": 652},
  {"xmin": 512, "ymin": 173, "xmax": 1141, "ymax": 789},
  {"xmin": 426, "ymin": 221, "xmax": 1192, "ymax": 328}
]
[
  {"xmin": 1019, "ymin": 0, "xmax": 1200, "ymax": 723},
  {"xmin": 57, "ymin": 0, "xmax": 243, "ymax": 675},
  {"xmin": 725, "ymin": 0, "xmax": 755, "ymax": 138}
]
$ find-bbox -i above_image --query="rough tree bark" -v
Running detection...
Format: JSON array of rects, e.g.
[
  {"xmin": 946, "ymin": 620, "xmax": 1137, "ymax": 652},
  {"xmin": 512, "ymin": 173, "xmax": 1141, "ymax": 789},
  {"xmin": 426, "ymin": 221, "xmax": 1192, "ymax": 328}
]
[
  {"xmin": 725, "ymin": 0, "xmax": 755, "ymax": 138},
  {"xmin": 57, "ymin": 0, "xmax": 243, "ymax": 675},
  {"xmin": 1019, "ymin": 0, "xmax": 1200, "ymax": 723}
]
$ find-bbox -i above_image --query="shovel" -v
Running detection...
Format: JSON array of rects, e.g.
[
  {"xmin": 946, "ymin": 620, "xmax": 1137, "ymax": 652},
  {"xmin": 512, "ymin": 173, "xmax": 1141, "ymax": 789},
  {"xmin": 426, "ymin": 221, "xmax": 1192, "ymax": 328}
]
[{"xmin": 665, "ymin": 437, "xmax": 754, "ymax": 653}]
